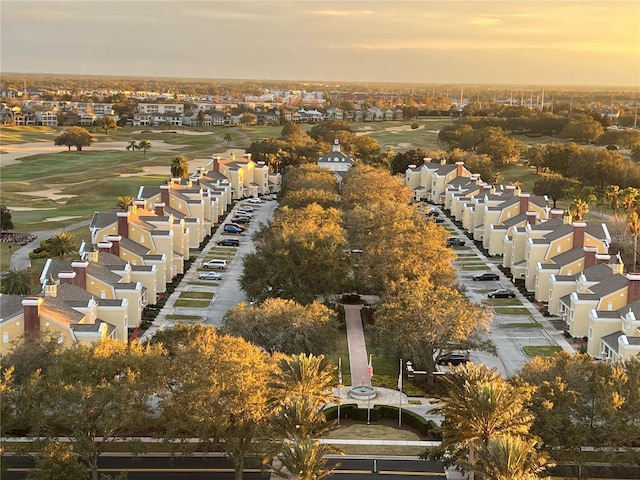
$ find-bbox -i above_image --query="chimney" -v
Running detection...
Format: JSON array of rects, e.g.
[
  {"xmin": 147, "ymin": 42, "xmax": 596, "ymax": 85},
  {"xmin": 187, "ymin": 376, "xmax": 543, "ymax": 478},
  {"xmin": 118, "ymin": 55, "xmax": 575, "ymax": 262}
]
[
  {"xmin": 408, "ymin": 164, "xmax": 417, "ymax": 169},
  {"xmin": 583, "ymin": 246, "xmax": 597, "ymax": 269},
  {"xmin": 58, "ymin": 271, "xmax": 76, "ymax": 285},
  {"xmin": 134, "ymin": 199, "xmax": 146, "ymax": 210},
  {"xmin": 106, "ymin": 235, "xmax": 121, "ymax": 257},
  {"xmin": 160, "ymin": 184, "xmax": 170, "ymax": 205},
  {"xmin": 246, "ymin": 153, "xmax": 252, "ymax": 161},
  {"xmin": 22, "ymin": 297, "xmax": 43, "ymax": 334},
  {"xmin": 44, "ymin": 276, "xmax": 57, "ymax": 298},
  {"xmin": 572, "ymin": 222, "xmax": 586, "ymax": 248},
  {"xmin": 423, "ymin": 157, "xmax": 432, "ymax": 164},
  {"xmin": 526, "ymin": 211, "xmax": 537, "ymax": 225},
  {"xmin": 172, "ymin": 177, "xmax": 180, "ymax": 187},
  {"xmin": 550, "ymin": 209, "xmax": 563, "ymax": 219},
  {"xmin": 440, "ymin": 159, "xmax": 446, "ymax": 165},
  {"xmin": 505, "ymin": 185, "xmax": 516, "ymax": 193},
  {"xmin": 596, "ymin": 253, "xmax": 611, "ymax": 265},
  {"xmin": 213, "ymin": 156, "xmax": 221, "ymax": 172},
  {"xmin": 98, "ymin": 241, "xmax": 112, "ymax": 255},
  {"xmin": 627, "ymin": 273, "xmax": 640, "ymax": 304},
  {"xmin": 155, "ymin": 202, "xmax": 165, "ymax": 217},
  {"xmin": 72, "ymin": 260, "xmax": 88, "ymax": 290},
  {"xmin": 117, "ymin": 211, "xmax": 129, "ymax": 238},
  {"xmin": 455, "ymin": 161, "xmax": 464, "ymax": 177},
  {"xmin": 519, "ymin": 193, "xmax": 530, "ymax": 214}
]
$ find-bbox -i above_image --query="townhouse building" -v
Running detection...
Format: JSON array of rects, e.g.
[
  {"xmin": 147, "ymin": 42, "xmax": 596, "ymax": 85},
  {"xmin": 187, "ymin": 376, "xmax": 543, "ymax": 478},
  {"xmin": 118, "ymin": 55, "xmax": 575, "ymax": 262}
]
[
  {"xmin": 405, "ymin": 159, "xmax": 472, "ymax": 203},
  {"xmin": 317, "ymin": 139, "xmax": 354, "ymax": 183},
  {"xmin": 137, "ymin": 103, "xmax": 185, "ymax": 114}
]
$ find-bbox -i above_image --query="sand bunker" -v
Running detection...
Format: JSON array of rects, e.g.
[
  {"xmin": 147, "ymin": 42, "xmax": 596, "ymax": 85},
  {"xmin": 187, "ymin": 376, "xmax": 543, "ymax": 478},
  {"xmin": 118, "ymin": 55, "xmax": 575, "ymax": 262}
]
[{"xmin": 44, "ymin": 216, "xmax": 82, "ymax": 222}]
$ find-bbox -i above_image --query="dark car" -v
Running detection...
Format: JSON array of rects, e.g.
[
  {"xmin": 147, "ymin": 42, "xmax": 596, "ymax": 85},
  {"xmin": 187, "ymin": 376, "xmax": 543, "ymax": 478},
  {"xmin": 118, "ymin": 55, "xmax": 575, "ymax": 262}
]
[
  {"xmin": 433, "ymin": 217, "xmax": 445, "ymax": 224},
  {"xmin": 447, "ymin": 237, "xmax": 465, "ymax": 247},
  {"xmin": 472, "ymin": 272, "xmax": 500, "ymax": 281},
  {"xmin": 232, "ymin": 216, "xmax": 251, "ymax": 224},
  {"xmin": 488, "ymin": 289, "xmax": 516, "ymax": 299},
  {"xmin": 436, "ymin": 352, "xmax": 469, "ymax": 366},
  {"xmin": 426, "ymin": 210, "xmax": 440, "ymax": 217},
  {"xmin": 217, "ymin": 238, "xmax": 240, "ymax": 247}
]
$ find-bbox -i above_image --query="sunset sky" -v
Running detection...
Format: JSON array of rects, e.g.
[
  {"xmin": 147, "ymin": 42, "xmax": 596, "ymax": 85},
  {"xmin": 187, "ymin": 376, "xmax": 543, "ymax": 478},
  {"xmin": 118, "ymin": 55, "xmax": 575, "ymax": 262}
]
[{"xmin": 1, "ymin": 0, "xmax": 639, "ymax": 87}]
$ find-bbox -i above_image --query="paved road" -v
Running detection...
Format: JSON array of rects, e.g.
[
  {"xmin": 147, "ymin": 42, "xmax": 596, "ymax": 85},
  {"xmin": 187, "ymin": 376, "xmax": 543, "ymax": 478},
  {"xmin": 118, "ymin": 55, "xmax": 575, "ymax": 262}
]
[{"xmin": 1, "ymin": 454, "xmax": 447, "ymax": 479}]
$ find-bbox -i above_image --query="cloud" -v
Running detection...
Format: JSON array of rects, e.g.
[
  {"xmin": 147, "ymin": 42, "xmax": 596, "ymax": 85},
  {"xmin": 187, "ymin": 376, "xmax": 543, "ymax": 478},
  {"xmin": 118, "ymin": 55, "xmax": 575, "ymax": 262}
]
[{"xmin": 310, "ymin": 10, "xmax": 374, "ymax": 17}]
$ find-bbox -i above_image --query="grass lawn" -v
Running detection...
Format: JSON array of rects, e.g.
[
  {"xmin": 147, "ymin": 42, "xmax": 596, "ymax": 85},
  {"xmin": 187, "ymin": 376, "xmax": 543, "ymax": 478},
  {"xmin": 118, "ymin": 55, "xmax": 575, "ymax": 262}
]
[
  {"xmin": 173, "ymin": 299, "xmax": 211, "ymax": 308},
  {"xmin": 523, "ymin": 345, "xmax": 564, "ymax": 357},
  {"xmin": 323, "ymin": 424, "xmax": 424, "ymax": 456},
  {"xmin": 165, "ymin": 314, "xmax": 204, "ymax": 321},
  {"xmin": 325, "ymin": 329, "xmax": 351, "ymax": 382},
  {"xmin": 178, "ymin": 292, "xmax": 214, "ymax": 300},
  {"xmin": 492, "ymin": 307, "xmax": 531, "ymax": 315},
  {"xmin": 502, "ymin": 322, "xmax": 542, "ymax": 328},
  {"xmin": 484, "ymin": 298, "xmax": 522, "ymax": 306}
]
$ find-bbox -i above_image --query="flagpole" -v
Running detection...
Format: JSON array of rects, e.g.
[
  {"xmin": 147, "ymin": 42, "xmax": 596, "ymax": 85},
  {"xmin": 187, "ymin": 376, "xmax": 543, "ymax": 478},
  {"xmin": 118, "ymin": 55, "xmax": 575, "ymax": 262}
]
[
  {"xmin": 367, "ymin": 354, "xmax": 372, "ymax": 425},
  {"xmin": 337, "ymin": 357, "xmax": 342, "ymax": 426},
  {"xmin": 398, "ymin": 358, "xmax": 403, "ymax": 427}
]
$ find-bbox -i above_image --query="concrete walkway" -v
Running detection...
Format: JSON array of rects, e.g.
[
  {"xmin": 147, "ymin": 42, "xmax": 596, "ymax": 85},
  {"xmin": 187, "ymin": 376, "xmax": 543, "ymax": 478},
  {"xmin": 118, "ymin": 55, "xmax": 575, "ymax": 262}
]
[{"xmin": 344, "ymin": 303, "xmax": 371, "ymax": 386}]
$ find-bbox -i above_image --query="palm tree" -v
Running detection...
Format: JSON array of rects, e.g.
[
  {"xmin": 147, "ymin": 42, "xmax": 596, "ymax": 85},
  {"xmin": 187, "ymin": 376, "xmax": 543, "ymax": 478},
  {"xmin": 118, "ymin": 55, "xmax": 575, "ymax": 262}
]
[
  {"xmin": 138, "ymin": 140, "xmax": 151, "ymax": 159},
  {"xmin": 621, "ymin": 187, "xmax": 639, "ymax": 215},
  {"xmin": 605, "ymin": 185, "xmax": 621, "ymax": 215},
  {"xmin": 116, "ymin": 196, "xmax": 134, "ymax": 211},
  {"xmin": 170, "ymin": 155, "xmax": 189, "ymax": 178},
  {"xmin": 568, "ymin": 198, "xmax": 589, "ymax": 221},
  {"xmin": 126, "ymin": 139, "xmax": 139, "ymax": 152},
  {"xmin": 272, "ymin": 398, "xmax": 335, "ymax": 441},
  {"xmin": 223, "ymin": 133, "xmax": 232, "ymax": 144},
  {"xmin": 433, "ymin": 363, "xmax": 535, "ymax": 480},
  {"xmin": 471, "ymin": 435, "xmax": 554, "ymax": 480},
  {"xmin": 48, "ymin": 232, "xmax": 77, "ymax": 260},
  {"xmin": 269, "ymin": 438, "xmax": 341, "ymax": 480},
  {"xmin": 626, "ymin": 211, "xmax": 640, "ymax": 272},
  {"xmin": 0, "ymin": 268, "xmax": 34, "ymax": 294},
  {"xmin": 269, "ymin": 353, "xmax": 337, "ymax": 409}
]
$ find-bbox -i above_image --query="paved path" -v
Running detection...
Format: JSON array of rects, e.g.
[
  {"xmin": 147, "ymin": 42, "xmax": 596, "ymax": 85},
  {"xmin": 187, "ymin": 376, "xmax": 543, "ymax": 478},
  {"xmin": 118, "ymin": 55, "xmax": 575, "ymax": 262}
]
[{"xmin": 344, "ymin": 304, "xmax": 371, "ymax": 386}]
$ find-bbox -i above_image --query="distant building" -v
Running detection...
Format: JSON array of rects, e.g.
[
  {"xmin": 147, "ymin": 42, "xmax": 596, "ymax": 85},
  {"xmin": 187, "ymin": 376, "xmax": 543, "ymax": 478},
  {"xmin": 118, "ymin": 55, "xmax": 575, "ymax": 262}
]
[{"xmin": 317, "ymin": 139, "xmax": 354, "ymax": 183}]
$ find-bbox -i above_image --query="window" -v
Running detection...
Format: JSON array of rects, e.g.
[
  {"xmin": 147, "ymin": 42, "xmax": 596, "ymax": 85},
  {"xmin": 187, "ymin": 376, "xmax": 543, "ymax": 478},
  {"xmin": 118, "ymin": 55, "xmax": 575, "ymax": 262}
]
[
  {"xmin": 588, "ymin": 327, "xmax": 593, "ymax": 340},
  {"xmin": 607, "ymin": 302, "xmax": 613, "ymax": 311},
  {"xmin": 2, "ymin": 332, "xmax": 9, "ymax": 343}
]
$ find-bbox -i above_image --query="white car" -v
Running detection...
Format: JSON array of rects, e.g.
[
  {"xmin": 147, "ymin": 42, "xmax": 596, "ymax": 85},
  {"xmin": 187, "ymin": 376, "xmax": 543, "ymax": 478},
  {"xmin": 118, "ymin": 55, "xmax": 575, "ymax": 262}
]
[
  {"xmin": 248, "ymin": 197, "xmax": 262, "ymax": 204},
  {"xmin": 238, "ymin": 205, "xmax": 254, "ymax": 212},
  {"xmin": 203, "ymin": 259, "xmax": 227, "ymax": 270},
  {"xmin": 198, "ymin": 271, "xmax": 222, "ymax": 280}
]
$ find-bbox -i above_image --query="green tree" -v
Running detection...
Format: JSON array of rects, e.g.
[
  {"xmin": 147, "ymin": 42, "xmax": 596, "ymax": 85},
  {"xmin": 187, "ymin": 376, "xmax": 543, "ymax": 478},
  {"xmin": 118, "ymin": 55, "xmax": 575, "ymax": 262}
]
[
  {"xmin": 269, "ymin": 353, "xmax": 337, "ymax": 408},
  {"xmin": 138, "ymin": 139, "xmax": 151, "ymax": 158},
  {"xmin": 621, "ymin": 186, "xmax": 639, "ymax": 215},
  {"xmin": 222, "ymin": 299, "xmax": 338, "ymax": 355},
  {"xmin": 126, "ymin": 139, "xmax": 139, "ymax": 151},
  {"xmin": 471, "ymin": 436, "xmax": 554, "ymax": 480},
  {"xmin": 48, "ymin": 232, "xmax": 77, "ymax": 260},
  {"xmin": 373, "ymin": 278, "xmax": 493, "ymax": 385},
  {"xmin": 533, "ymin": 174, "xmax": 580, "ymax": 208},
  {"xmin": 0, "ymin": 268, "xmax": 34, "ymax": 294},
  {"xmin": 239, "ymin": 112, "xmax": 257, "ymax": 128},
  {"xmin": 23, "ymin": 340, "xmax": 165, "ymax": 480},
  {"xmin": 605, "ymin": 185, "xmax": 622, "ymax": 214},
  {"xmin": 54, "ymin": 127, "xmax": 94, "ymax": 151},
  {"xmin": 223, "ymin": 132, "xmax": 232, "ymax": 144},
  {"xmin": 170, "ymin": 155, "xmax": 189, "ymax": 178},
  {"xmin": 116, "ymin": 196, "xmax": 134, "ymax": 211},
  {"xmin": 568, "ymin": 198, "xmax": 589, "ymax": 222},
  {"xmin": 560, "ymin": 114, "xmax": 605, "ymax": 143},
  {"xmin": 26, "ymin": 441, "xmax": 89, "ymax": 480},
  {"xmin": 429, "ymin": 363, "xmax": 536, "ymax": 479},
  {"xmin": 153, "ymin": 324, "xmax": 274, "ymax": 480},
  {"xmin": 268, "ymin": 438, "xmax": 341, "ymax": 480},
  {"xmin": 626, "ymin": 211, "xmax": 640, "ymax": 271},
  {"xmin": 240, "ymin": 203, "xmax": 351, "ymax": 304},
  {"xmin": 197, "ymin": 109, "xmax": 206, "ymax": 126},
  {"xmin": 98, "ymin": 116, "xmax": 117, "ymax": 135},
  {"xmin": 0, "ymin": 205, "xmax": 14, "ymax": 230}
]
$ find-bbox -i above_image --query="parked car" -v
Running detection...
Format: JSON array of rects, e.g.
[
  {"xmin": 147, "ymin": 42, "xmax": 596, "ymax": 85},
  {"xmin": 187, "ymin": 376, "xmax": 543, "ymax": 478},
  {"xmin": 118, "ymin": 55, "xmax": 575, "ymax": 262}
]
[
  {"xmin": 226, "ymin": 222, "xmax": 245, "ymax": 231},
  {"xmin": 223, "ymin": 224, "xmax": 243, "ymax": 233},
  {"xmin": 217, "ymin": 238, "xmax": 240, "ymax": 247},
  {"xmin": 238, "ymin": 205, "xmax": 254, "ymax": 212},
  {"xmin": 198, "ymin": 271, "xmax": 223, "ymax": 280},
  {"xmin": 472, "ymin": 272, "xmax": 500, "ymax": 281},
  {"xmin": 436, "ymin": 351, "xmax": 469, "ymax": 366},
  {"xmin": 426, "ymin": 210, "xmax": 440, "ymax": 217},
  {"xmin": 488, "ymin": 289, "xmax": 516, "ymax": 299},
  {"xmin": 247, "ymin": 197, "xmax": 262, "ymax": 204},
  {"xmin": 447, "ymin": 237, "xmax": 465, "ymax": 247},
  {"xmin": 235, "ymin": 211, "xmax": 253, "ymax": 218},
  {"xmin": 232, "ymin": 216, "xmax": 251, "ymax": 224},
  {"xmin": 203, "ymin": 259, "xmax": 227, "ymax": 270},
  {"xmin": 433, "ymin": 217, "xmax": 445, "ymax": 224}
]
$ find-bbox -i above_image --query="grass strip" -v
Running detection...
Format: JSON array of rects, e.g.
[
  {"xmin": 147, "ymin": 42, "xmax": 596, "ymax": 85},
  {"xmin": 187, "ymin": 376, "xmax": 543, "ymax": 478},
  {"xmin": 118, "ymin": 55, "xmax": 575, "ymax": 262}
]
[
  {"xmin": 502, "ymin": 322, "xmax": 542, "ymax": 328},
  {"xmin": 178, "ymin": 292, "xmax": 214, "ymax": 300},
  {"xmin": 166, "ymin": 314, "xmax": 203, "ymax": 321},
  {"xmin": 173, "ymin": 299, "xmax": 211, "ymax": 308},
  {"xmin": 492, "ymin": 307, "xmax": 531, "ymax": 315},
  {"xmin": 523, "ymin": 345, "xmax": 563, "ymax": 357}
]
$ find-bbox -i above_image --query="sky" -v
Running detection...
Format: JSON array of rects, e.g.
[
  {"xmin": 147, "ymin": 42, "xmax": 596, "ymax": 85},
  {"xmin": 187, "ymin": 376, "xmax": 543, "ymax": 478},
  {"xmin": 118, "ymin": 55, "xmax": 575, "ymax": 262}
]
[{"xmin": 1, "ymin": 0, "xmax": 639, "ymax": 87}]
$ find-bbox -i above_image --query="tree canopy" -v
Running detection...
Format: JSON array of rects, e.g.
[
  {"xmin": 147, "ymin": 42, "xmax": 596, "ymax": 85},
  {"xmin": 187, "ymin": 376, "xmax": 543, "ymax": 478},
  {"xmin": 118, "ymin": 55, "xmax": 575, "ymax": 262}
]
[{"xmin": 54, "ymin": 127, "xmax": 94, "ymax": 151}]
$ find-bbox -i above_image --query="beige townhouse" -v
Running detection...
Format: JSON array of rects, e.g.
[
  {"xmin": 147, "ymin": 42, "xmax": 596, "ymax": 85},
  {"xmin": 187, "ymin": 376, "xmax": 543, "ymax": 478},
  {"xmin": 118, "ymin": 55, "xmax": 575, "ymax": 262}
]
[{"xmin": 406, "ymin": 159, "xmax": 472, "ymax": 204}]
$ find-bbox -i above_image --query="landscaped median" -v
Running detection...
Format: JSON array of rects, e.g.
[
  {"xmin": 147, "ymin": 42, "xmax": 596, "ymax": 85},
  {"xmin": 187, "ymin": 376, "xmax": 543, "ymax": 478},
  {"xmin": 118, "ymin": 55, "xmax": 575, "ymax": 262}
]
[{"xmin": 173, "ymin": 291, "xmax": 214, "ymax": 308}]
